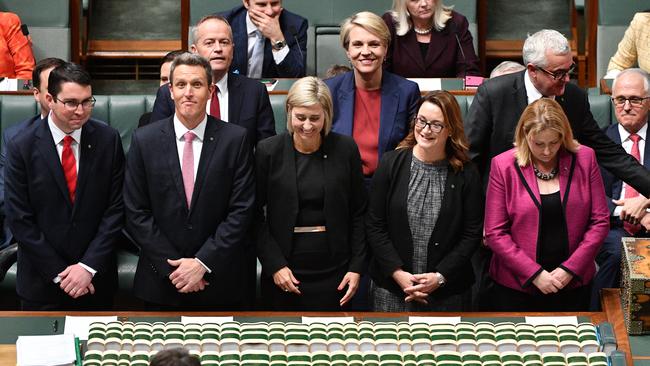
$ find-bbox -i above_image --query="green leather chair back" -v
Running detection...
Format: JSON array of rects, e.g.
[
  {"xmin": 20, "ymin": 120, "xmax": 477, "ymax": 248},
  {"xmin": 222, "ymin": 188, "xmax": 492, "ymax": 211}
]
[
  {"xmin": 0, "ymin": 95, "xmax": 39, "ymax": 150},
  {"xmin": 270, "ymin": 94, "xmax": 287, "ymax": 134}
]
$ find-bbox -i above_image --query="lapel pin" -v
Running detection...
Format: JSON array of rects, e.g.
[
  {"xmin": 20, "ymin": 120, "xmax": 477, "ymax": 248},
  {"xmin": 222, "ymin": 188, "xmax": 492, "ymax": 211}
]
[
  {"xmin": 210, "ymin": 137, "xmax": 214, "ymax": 141},
  {"xmin": 323, "ymin": 154, "xmax": 328, "ymax": 159},
  {"xmin": 87, "ymin": 144, "xmax": 92, "ymax": 149}
]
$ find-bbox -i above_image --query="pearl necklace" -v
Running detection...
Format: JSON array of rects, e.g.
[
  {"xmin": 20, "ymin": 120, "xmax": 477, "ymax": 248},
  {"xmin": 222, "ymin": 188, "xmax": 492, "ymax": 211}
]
[
  {"xmin": 533, "ymin": 165, "xmax": 558, "ymax": 180},
  {"xmin": 413, "ymin": 26, "xmax": 433, "ymax": 35}
]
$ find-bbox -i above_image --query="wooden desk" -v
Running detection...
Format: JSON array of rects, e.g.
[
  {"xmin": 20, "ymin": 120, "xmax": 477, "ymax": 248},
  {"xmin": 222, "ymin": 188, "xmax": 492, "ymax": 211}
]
[{"xmin": 0, "ymin": 289, "xmax": 630, "ymax": 365}]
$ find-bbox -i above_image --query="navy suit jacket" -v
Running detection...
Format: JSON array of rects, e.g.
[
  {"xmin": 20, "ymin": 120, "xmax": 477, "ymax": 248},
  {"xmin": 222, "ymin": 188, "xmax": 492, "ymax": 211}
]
[
  {"xmin": 148, "ymin": 73, "xmax": 276, "ymax": 148},
  {"xmin": 124, "ymin": 116, "xmax": 255, "ymax": 307},
  {"xmin": 324, "ymin": 71, "xmax": 420, "ymax": 168},
  {"xmin": 601, "ymin": 123, "xmax": 650, "ymax": 214},
  {"xmin": 465, "ymin": 70, "xmax": 650, "ymax": 195},
  {"xmin": 382, "ymin": 11, "xmax": 480, "ymax": 78},
  {"xmin": 220, "ymin": 5, "xmax": 307, "ymax": 78},
  {"xmin": 0, "ymin": 115, "xmax": 42, "ymax": 249},
  {"xmin": 5, "ymin": 118, "xmax": 124, "ymax": 303}
]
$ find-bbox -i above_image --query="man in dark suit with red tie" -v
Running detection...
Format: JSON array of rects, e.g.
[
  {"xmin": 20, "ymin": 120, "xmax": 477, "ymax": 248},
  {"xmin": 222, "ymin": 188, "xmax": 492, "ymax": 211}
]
[
  {"xmin": 125, "ymin": 53, "xmax": 255, "ymax": 309},
  {"xmin": 148, "ymin": 14, "xmax": 275, "ymax": 149},
  {"xmin": 5, "ymin": 63, "xmax": 124, "ymax": 310}
]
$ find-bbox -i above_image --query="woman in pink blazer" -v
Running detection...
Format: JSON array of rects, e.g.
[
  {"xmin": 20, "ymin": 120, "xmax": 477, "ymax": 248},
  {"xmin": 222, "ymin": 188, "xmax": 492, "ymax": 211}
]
[{"xmin": 484, "ymin": 98, "xmax": 609, "ymax": 311}]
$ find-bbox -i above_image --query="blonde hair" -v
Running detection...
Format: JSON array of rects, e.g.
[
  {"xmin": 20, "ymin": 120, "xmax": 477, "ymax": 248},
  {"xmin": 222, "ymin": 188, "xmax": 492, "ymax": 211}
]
[
  {"xmin": 285, "ymin": 77, "xmax": 333, "ymax": 136},
  {"xmin": 340, "ymin": 11, "xmax": 391, "ymax": 49},
  {"xmin": 389, "ymin": 0, "xmax": 453, "ymax": 36},
  {"xmin": 514, "ymin": 98, "xmax": 579, "ymax": 166}
]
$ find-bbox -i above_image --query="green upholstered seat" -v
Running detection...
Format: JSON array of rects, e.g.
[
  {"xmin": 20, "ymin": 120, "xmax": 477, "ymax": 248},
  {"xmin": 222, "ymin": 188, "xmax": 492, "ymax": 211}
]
[
  {"xmin": 587, "ymin": 94, "xmax": 614, "ymax": 129},
  {"xmin": 0, "ymin": 95, "xmax": 39, "ymax": 150},
  {"xmin": 270, "ymin": 94, "xmax": 287, "ymax": 134}
]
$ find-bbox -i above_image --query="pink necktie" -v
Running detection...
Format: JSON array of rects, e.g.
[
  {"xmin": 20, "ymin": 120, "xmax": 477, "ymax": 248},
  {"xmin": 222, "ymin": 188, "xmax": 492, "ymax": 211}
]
[
  {"xmin": 182, "ymin": 131, "xmax": 196, "ymax": 208},
  {"xmin": 624, "ymin": 133, "xmax": 641, "ymax": 235}
]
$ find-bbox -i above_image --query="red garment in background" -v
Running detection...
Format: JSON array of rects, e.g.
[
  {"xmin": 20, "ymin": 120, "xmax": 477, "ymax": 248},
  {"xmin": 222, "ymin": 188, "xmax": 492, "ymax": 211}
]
[{"xmin": 0, "ymin": 12, "xmax": 35, "ymax": 79}]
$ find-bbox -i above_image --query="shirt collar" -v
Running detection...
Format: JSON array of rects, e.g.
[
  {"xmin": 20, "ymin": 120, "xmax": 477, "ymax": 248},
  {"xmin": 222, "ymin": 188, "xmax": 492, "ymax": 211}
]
[
  {"xmin": 216, "ymin": 73, "xmax": 228, "ymax": 94},
  {"xmin": 47, "ymin": 111, "xmax": 82, "ymax": 145},
  {"xmin": 245, "ymin": 12, "xmax": 258, "ymax": 36},
  {"xmin": 618, "ymin": 122, "xmax": 648, "ymax": 142},
  {"xmin": 524, "ymin": 70, "xmax": 550, "ymax": 104},
  {"xmin": 173, "ymin": 114, "xmax": 207, "ymax": 142}
]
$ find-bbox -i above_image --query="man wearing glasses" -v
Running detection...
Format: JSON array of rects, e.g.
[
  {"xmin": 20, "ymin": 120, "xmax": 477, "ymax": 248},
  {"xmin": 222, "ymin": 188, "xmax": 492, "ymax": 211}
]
[
  {"xmin": 591, "ymin": 68, "xmax": 650, "ymax": 310},
  {"xmin": 464, "ymin": 29, "xmax": 650, "ymax": 310},
  {"xmin": 5, "ymin": 63, "xmax": 124, "ymax": 310}
]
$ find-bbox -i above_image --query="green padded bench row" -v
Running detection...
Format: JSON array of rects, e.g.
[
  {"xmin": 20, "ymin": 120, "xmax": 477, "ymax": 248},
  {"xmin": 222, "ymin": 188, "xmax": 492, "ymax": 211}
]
[
  {"xmin": 0, "ymin": 0, "xmax": 71, "ymax": 62},
  {"xmin": 0, "ymin": 94, "xmax": 156, "ymax": 152},
  {"xmin": 595, "ymin": 0, "xmax": 649, "ymax": 81}
]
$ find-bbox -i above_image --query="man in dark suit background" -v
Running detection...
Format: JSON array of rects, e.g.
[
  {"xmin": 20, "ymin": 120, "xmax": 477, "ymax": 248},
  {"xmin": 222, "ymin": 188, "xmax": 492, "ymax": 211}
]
[
  {"xmin": 0, "ymin": 57, "xmax": 65, "ymax": 252},
  {"xmin": 125, "ymin": 53, "xmax": 255, "ymax": 309},
  {"xmin": 220, "ymin": 0, "xmax": 307, "ymax": 78},
  {"xmin": 591, "ymin": 68, "xmax": 650, "ymax": 310},
  {"xmin": 5, "ymin": 63, "xmax": 124, "ymax": 310},
  {"xmin": 148, "ymin": 14, "xmax": 275, "ymax": 149}
]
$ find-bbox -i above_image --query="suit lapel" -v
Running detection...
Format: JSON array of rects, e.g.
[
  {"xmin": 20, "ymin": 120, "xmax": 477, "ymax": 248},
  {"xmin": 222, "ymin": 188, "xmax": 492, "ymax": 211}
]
[
  {"xmin": 72, "ymin": 122, "xmax": 97, "ymax": 215},
  {"xmin": 643, "ymin": 123, "xmax": 650, "ymax": 169},
  {"xmin": 35, "ymin": 119, "xmax": 71, "ymax": 208},
  {"xmin": 423, "ymin": 29, "xmax": 451, "ymax": 70},
  {"xmin": 608, "ymin": 125, "xmax": 624, "ymax": 198},
  {"xmin": 335, "ymin": 73, "xmax": 356, "ymax": 136},
  {"xmin": 190, "ymin": 117, "xmax": 223, "ymax": 215},
  {"xmin": 399, "ymin": 31, "xmax": 426, "ymax": 71},
  {"xmin": 378, "ymin": 74, "xmax": 400, "ymax": 159},
  {"xmin": 160, "ymin": 119, "xmax": 188, "ymax": 212},
  {"xmin": 227, "ymin": 74, "xmax": 242, "ymax": 123},
  {"xmin": 232, "ymin": 14, "xmax": 249, "ymax": 75}
]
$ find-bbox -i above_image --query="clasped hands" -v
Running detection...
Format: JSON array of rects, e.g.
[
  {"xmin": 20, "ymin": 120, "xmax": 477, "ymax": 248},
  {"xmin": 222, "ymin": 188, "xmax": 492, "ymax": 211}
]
[
  {"xmin": 392, "ymin": 269, "xmax": 442, "ymax": 305},
  {"xmin": 58, "ymin": 264, "xmax": 94, "ymax": 299},
  {"xmin": 273, "ymin": 266, "xmax": 360, "ymax": 306},
  {"xmin": 168, "ymin": 258, "xmax": 209, "ymax": 293},
  {"xmin": 532, "ymin": 267, "xmax": 573, "ymax": 294}
]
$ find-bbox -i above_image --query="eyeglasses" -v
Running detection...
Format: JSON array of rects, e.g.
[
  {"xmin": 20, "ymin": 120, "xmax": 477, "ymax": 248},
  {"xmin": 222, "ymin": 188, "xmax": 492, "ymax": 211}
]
[
  {"xmin": 55, "ymin": 96, "xmax": 96, "ymax": 111},
  {"xmin": 611, "ymin": 96, "xmax": 650, "ymax": 107},
  {"xmin": 413, "ymin": 116, "xmax": 445, "ymax": 133},
  {"xmin": 536, "ymin": 63, "xmax": 576, "ymax": 80}
]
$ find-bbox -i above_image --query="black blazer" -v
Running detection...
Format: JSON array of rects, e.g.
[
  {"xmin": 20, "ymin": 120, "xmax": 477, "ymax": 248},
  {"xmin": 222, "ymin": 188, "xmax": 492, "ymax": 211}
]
[
  {"xmin": 366, "ymin": 148, "xmax": 483, "ymax": 297},
  {"xmin": 255, "ymin": 132, "xmax": 367, "ymax": 276},
  {"xmin": 382, "ymin": 11, "xmax": 480, "ymax": 78},
  {"xmin": 465, "ymin": 70, "xmax": 650, "ymax": 195},
  {"xmin": 147, "ymin": 73, "xmax": 276, "ymax": 149},
  {"xmin": 124, "ymin": 116, "xmax": 255, "ymax": 307},
  {"xmin": 220, "ymin": 5, "xmax": 308, "ymax": 78},
  {"xmin": 601, "ymin": 123, "xmax": 650, "ymax": 214},
  {"xmin": 5, "ymin": 118, "xmax": 124, "ymax": 303}
]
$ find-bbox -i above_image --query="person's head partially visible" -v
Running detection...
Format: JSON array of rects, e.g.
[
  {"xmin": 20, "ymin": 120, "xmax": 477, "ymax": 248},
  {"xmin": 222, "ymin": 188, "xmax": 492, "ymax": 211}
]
[
  {"xmin": 160, "ymin": 50, "xmax": 185, "ymax": 86},
  {"xmin": 32, "ymin": 57, "xmax": 66, "ymax": 117},
  {"xmin": 514, "ymin": 98, "xmax": 580, "ymax": 168},
  {"xmin": 490, "ymin": 60, "xmax": 526, "ymax": 79},
  {"xmin": 149, "ymin": 348, "xmax": 201, "ymax": 366},
  {"xmin": 46, "ymin": 62, "xmax": 95, "ymax": 134},
  {"xmin": 243, "ymin": 0, "xmax": 283, "ymax": 19},
  {"xmin": 340, "ymin": 12, "xmax": 390, "ymax": 84},
  {"xmin": 169, "ymin": 52, "xmax": 214, "ymax": 130},
  {"xmin": 390, "ymin": 0, "xmax": 453, "ymax": 35},
  {"xmin": 523, "ymin": 29, "xmax": 574, "ymax": 98},
  {"xmin": 190, "ymin": 15, "xmax": 234, "ymax": 83},
  {"xmin": 611, "ymin": 68, "xmax": 650, "ymax": 135}
]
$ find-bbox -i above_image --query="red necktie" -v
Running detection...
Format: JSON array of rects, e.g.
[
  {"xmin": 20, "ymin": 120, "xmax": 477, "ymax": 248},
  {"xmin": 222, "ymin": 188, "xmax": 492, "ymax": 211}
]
[
  {"xmin": 624, "ymin": 133, "xmax": 641, "ymax": 235},
  {"xmin": 61, "ymin": 135, "xmax": 77, "ymax": 203},
  {"xmin": 210, "ymin": 86, "xmax": 220, "ymax": 119}
]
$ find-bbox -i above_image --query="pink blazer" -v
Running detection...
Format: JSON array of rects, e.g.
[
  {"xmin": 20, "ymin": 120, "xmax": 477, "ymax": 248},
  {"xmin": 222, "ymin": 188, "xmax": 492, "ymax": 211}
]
[{"xmin": 484, "ymin": 146, "xmax": 609, "ymax": 294}]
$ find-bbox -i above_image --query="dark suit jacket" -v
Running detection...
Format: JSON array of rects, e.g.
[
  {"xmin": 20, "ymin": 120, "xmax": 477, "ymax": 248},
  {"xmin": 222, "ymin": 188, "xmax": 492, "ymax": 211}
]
[
  {"xmin": 0, "ymin": 115, "xmax": 41, "ymax": 249},
  {"xmin": 5, "ymin": 118, "xmax": 124, "ymax": 303},
  {"xmin": 220, "ymin": 5, "xmax": 307, "ymax": 78},
  {"xmin": 601, "ymin": 122, "xmax": 650, "ymax": 214},
  {"xmin": 366, "ymin": 148, "xmax": 483, "ymax": 297},
  {"xmin": 255, "ymin": 132, "xmax": 367, "ymax": 277},
  {"xmin": 124, "ymin": 116, "xmax": 255, "ymax": 307},
  {"xmin": 465, "ymin": 70, "xmax": 650, "ymax": 196},
  {"xmin": 147, "ymin": 73, "xmax": 276, "ymax": 148},
  {"xmin": 324, "ymin": 71, "xmax": 420, "ymax": 170},
  {"xmin": 382, "ymin": 11, "xmax": 480, "ymax": 78}
]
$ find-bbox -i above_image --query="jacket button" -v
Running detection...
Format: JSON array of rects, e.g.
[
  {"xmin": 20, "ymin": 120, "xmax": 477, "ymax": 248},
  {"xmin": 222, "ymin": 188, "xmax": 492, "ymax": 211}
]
[
  {"xmin": 451, "ymin": 184, "xmax": 455, "ymax": 189},
  {"xmin": 187, "ymin": 224, "xmax": 193, "ymax": 230}
]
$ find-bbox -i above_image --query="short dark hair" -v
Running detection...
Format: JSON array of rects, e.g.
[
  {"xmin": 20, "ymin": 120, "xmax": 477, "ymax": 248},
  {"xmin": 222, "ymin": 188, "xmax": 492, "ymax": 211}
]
[
  {"xmin": 149, "ymin": 348, "xmax": 200, "ymax": 366},
  {"xmin": 169, "ymin": 52, "xmax": 213, "ymax": 85},
  {"xmin": 32, "ymin": 58, "xmax": 66, "ymax": 89},
  {"xmin": 47, "ymin": 63, "xmax": 92, "ymax": 98},
  {"xmin": 160, "ymin": 50, "xmax": 185, "ymax": 68}
]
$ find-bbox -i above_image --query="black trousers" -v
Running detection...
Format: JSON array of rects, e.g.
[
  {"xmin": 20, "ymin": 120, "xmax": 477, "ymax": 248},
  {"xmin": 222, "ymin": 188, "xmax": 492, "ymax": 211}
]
[{"xmin": 490, "ymin": 282, "xmax": 590, "ymax": 312}]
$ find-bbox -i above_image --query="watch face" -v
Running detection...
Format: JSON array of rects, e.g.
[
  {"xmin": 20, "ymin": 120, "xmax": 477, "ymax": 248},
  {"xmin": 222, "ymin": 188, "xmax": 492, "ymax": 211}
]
[{"xmin": 273, "ymin": 40, "xmax": 286, "ymax": 50}]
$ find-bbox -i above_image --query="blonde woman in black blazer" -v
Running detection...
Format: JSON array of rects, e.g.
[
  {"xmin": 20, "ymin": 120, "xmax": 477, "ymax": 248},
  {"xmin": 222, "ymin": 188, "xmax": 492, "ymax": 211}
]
[
  {"xmin": 367, "ymin": 91, "xmax": 483, "ymax": 311},
  {"xmin": 255, "ymin": 77, "xmax": 367, "ymax": 310}
]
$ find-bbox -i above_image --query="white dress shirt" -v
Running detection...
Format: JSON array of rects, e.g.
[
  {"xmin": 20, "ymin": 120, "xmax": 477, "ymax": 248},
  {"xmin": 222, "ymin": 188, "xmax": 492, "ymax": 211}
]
[
  {"xmin": 524, "ymin": 70, "xmax": 555, "ymax": 104},
  {"xmin": 47, "ymin": 112, "xmax": 96, "ymax": 281},
  {"xmin": 245, "ymin": 12, "xmax": 289, "ymax": 69},
  {"xmin": 205, "ymin": 73, "xmax": 229, "ymax": 121},
  {"xmin": 614, "ymin": 123, "xmax": 648, "ymax": 216}
]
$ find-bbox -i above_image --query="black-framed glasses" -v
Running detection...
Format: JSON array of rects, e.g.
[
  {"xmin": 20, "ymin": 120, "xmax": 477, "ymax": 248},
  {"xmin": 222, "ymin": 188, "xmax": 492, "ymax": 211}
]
[
  {"xmin": 413, "ymin": 116, "xmax": 445, "ymax": 133},
  {"xmin": 536, "ymin": 63, "xmax": 576, "ymax": 80},
  {"xmin": 55, "ymin": 96, "xmax": 96, "ymax": 111},
  {"xmin": 611, "ymin": 96, "xmax": 650, "ymax": 107}
]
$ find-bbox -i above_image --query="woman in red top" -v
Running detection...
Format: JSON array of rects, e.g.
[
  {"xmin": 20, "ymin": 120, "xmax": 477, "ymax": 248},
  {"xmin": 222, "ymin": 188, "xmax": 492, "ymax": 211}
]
[{"xmin": 0, "ymin": 12, "xmax": 34, "ymax": 79}]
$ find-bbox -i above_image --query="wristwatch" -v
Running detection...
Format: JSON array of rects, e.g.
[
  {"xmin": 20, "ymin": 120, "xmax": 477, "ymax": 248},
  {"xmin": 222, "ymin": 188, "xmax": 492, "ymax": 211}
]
[
  {"xmin": 436, "ymin": 272, "xmax": 446, "ymax": 287},
  {"xmin": 271, "ymin": 39, "xmax": 287, "ymax": 51}
]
